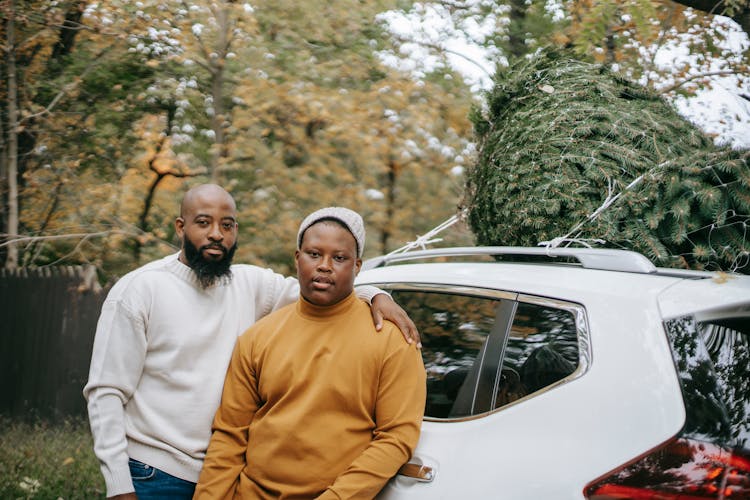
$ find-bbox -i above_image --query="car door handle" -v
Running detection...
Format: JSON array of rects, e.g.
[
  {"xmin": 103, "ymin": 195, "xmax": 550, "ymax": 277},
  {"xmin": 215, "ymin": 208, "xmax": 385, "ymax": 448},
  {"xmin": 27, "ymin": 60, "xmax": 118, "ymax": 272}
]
[{"xmin": 397, "ymin": 462, "xmax": 435, "ymax": 482}]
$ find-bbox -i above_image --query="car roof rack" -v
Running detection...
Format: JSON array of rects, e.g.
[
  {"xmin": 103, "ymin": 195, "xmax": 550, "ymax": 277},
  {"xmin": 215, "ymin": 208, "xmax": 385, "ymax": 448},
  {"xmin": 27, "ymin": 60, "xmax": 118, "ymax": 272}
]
[{"xmin": 363, "ymin": 246, "xmax": 658, "ymax": 274}]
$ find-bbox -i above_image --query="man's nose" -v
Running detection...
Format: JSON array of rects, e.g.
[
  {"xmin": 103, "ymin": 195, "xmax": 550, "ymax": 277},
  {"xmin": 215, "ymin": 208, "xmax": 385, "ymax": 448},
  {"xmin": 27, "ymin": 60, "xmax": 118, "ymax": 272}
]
[
  {"xmin": 208, "ymin": 223, "xmax": 223, "ymax": 241},
  {"xmin": 317, "ymin": 256, "xmax": 332, "ymax": 271}
]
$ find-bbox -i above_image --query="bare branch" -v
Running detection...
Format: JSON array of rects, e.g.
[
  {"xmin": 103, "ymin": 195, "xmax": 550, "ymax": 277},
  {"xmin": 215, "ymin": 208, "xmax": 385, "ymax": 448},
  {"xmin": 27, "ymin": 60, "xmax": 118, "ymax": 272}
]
[
  {"xmin": 431, "ymin": 0, "xmax": 477, "ymax": 10},
  {"xmin": 658, "ymin": 70, "xmax": 742, "ymax": 93},
  {"xmin": 180, "ymin": 0, "xmax": 215, "ymax": 71},
  {"xmin": 0, "ymin": 230, "xmax": 138, "ymax": 249},
  {"xmin": 208, "ymin": 1, "xmax": 238, "ymax": 50},
  {"xmin": 392, "ymin": 34, "xmax": 493, "ymax": 78}
]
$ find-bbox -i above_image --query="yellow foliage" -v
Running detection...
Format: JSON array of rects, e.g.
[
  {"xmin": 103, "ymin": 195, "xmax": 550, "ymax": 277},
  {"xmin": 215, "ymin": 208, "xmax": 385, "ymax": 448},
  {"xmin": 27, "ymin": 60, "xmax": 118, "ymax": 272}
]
[{"xmin": 12, "ymin": 0, "xmax": 475, "ymax": 278}]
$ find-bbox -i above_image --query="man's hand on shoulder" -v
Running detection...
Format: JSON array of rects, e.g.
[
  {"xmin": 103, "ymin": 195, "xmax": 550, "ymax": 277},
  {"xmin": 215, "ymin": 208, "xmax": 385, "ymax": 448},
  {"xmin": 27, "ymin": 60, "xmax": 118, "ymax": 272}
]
[{"xmin": 370, "ymin": 293, "xmax": 421, "ymax": 348}]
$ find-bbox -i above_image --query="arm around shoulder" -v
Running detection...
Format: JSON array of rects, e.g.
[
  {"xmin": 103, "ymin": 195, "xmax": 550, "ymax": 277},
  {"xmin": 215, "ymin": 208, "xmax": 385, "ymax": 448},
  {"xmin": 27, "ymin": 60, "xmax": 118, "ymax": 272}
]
[
  {"xmin": 255, "ymin": 266, "xmax": 300, "ymax": 318},
  {"xmin": 366, "ymin": 290, "xmax": 422, "ymax": 346}
]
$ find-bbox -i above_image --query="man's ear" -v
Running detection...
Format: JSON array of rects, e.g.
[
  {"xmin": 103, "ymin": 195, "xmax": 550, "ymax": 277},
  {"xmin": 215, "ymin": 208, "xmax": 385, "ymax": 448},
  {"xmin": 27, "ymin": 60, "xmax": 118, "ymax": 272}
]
[
  {"xmin": 175, "ymin": 216, "xmax": 185, "ymax": 238},
  {"xmin": 354, "ymin": 258, "xmax": 362, "ymax": 275},
  {"xmin": 294, "ymin": 249, "xmax": 300, "ymax": 273}
]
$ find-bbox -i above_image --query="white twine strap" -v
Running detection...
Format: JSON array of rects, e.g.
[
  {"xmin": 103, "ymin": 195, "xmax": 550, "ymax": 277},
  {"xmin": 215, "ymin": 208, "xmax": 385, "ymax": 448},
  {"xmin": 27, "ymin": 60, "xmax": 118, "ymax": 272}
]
[{"xmin": 386, "ymin": 212, "xmax": 464, "ymax": 256}]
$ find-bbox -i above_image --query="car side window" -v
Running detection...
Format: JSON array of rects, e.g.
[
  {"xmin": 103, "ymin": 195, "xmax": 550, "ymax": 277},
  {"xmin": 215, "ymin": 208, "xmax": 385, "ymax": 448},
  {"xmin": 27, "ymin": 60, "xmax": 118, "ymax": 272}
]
[
  {"xmin": 389, "ymin": 290, "xmax": 504, "ymax": 418},
  {"xmin": 389, "ymin": 289, "xmax": 583, "ymax": 419},
  {"xmin": 496, "ymin": 301, "xmax": 579, "ymax": 409}
]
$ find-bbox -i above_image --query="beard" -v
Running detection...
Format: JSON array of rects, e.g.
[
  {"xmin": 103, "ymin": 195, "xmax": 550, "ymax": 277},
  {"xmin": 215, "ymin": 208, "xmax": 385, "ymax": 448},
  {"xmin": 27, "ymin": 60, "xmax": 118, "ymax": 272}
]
[{"xmin": 182, "ymin": 237, "xmax": 237, "ymax": 289}]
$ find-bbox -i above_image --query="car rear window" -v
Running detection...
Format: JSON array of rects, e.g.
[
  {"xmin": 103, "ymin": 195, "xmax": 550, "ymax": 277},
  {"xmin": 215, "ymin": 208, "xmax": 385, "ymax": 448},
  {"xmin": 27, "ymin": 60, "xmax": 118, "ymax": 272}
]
[
  {"xmin": 699, "ymin": 317, "xmax": 750, "ymax": 448},
  {"xmin": 664, "ymin": 315, "xmax": 750, "ymax": 448},
  {"xmin": 589, "ymin": 315, "xmax": 750, "ymax": 498}
]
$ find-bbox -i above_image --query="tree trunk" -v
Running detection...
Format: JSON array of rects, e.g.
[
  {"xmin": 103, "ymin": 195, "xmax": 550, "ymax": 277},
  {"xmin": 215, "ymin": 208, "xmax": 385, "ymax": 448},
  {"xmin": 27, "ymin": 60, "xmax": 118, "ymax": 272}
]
[
  {"xmin": 210, "ymin": 68, "xmax": 225, "ymax": 183},
  {"xmin": 209, "ymin": 5, "xmax": 229, "ymax": 183},
  {"xmin": 380, "ymin": 159, "xmax": 398, "ymax": 254},
  {"xmin": 5, "ymin": 0, "xmax": 19, "ymax": 270},
  {"xmin": 50, "ymin": 1, "xmax": 87, "ymax": 60},
  {"xmin": 0, "ymin": 41, "xmax": 6, "ymax": 265}
]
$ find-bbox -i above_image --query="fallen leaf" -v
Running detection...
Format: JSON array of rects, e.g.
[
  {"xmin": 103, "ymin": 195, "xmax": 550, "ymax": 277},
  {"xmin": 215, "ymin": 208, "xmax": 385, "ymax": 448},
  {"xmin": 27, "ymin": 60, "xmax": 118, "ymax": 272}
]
[{"xmin": 712, "ymin": 271, "xmax": 734, "ymax": 284}]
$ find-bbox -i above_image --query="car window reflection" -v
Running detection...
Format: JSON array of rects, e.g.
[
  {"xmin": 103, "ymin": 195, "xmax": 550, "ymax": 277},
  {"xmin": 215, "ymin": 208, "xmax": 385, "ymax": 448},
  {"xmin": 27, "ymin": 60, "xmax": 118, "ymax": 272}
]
[
  {"xmin": 389, "ymin": 290, "xmax": 581, "ymax": 419},
  {"xmin": 699, "ymin": 318, "xmax": 750, "ymax": 448},
  {"xmin": 664, "ymin": 316, "xmax": 732, "ymax": 443}
]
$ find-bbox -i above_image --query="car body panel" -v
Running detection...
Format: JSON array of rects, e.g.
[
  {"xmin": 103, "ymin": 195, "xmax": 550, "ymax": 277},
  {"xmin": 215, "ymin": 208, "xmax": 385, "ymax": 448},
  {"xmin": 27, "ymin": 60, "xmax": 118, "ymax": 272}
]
[
  {"xmin": 656, "ymin": 274, "xmax": 750, "ymax": 320},
  {"xmin": 358, "ymin": 262, "xmax": 692, "ymax": 499}
]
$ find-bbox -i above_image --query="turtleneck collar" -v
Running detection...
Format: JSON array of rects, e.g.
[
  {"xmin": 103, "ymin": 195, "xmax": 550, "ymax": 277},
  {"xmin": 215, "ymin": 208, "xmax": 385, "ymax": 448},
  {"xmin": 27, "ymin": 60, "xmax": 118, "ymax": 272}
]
[{"xmin": 297, "ymin": 291, "xmax": 358, "ymax": 320}]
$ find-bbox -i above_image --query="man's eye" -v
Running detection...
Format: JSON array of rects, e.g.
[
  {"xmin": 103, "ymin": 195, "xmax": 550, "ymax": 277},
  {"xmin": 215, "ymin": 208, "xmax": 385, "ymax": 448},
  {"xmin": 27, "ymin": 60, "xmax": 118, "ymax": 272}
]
[
  {"xmin": 334, "ymin": 255, "xmax": 346, "ymax": 262},
  {"xmin": 222, "ymin": 223, "xmax": 234, "ymax": 230},
  {"xmin": 308, "ymin": 251, "xmax": 320, "ymax": 257},
  {"xmin": 197, "ymin": 220, "xmax": 209, "ymax": 226}
]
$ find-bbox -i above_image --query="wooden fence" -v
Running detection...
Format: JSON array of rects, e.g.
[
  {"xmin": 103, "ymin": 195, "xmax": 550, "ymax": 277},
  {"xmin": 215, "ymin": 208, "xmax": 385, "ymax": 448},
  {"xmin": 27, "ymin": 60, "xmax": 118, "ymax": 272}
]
[{"xmin": 0, "ymin": 266, "xmax": 110, "ymax": 420}]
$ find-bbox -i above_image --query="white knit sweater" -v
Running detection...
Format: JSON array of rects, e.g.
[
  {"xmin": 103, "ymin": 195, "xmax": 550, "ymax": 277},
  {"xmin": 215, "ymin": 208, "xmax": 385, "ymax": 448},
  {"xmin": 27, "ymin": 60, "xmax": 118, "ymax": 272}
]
[{"xmin": 83, "ymin": 253, "xmax": 379, "ymax": 497}]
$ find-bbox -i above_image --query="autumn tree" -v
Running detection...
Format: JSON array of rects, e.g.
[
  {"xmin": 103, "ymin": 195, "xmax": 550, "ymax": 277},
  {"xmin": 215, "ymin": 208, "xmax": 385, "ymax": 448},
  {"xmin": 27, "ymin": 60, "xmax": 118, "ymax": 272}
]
[
  {"xmin": 3, "ymin": 0, "xmax": 476, "ymax": 279},
  {"xmin": 0, "ymin": 0, "xmax": 22, "ymax": 269},
  {"xmin": 224, "ymin": 0, "xmax": 476, "ymax": 272},
  {"xmin": 0, "ymin": 0, "xmax": 258, "ymax": 275},
  {"xmin": 0, "ymin": 1, "xmax": 194, "ymax": 277},
  {"xmin": 1, "ymin": 0, "xmax": 100, "ymax": 269},
  {"xmin": 114, "ymin": 0, "xmax": 260, "ymax": 183}
]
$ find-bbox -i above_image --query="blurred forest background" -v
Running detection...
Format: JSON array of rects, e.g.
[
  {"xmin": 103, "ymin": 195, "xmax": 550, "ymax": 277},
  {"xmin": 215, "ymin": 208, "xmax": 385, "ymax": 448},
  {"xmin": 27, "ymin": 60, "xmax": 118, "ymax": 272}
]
[{"xmin": 1, "ymin": 0, "xmax": 749, "ymax": 281}]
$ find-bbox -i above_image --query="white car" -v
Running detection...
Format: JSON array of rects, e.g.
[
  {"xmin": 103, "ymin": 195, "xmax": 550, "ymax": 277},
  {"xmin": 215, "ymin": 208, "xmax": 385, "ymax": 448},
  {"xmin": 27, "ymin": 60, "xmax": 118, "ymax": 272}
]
[{"xmin": 355, "ymin": 247, "xmax": 750, "ymax": 499}]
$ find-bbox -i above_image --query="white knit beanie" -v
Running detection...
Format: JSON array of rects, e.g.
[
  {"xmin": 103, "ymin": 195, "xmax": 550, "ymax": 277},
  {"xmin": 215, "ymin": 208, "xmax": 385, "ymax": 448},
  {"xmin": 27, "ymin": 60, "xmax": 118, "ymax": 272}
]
[{"xmin": 297, "ymin": 207, "xmax": 365, "ymax": 257}]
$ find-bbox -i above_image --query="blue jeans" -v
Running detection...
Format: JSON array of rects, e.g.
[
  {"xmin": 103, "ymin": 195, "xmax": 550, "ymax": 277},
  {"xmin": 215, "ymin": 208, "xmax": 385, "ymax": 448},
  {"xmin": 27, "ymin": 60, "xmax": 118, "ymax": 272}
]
[{"xmin": 128, "ymin": 458, "xmax": 196, "ymax": 500}]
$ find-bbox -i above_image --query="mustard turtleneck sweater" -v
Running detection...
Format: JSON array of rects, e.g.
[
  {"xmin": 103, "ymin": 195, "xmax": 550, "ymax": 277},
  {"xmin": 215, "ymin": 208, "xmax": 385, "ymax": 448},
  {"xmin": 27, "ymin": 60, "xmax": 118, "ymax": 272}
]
[{"xmin": 194, "ymin": 292, "xmax": 426, "ymax": 499}]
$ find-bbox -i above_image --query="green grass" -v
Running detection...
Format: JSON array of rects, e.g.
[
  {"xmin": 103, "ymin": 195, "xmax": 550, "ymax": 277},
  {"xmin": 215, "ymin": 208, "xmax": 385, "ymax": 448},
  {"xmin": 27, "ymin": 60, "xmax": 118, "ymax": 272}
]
[{"xmin": 0, "ymin": 416, "xmax": 104, "ymax": 499}]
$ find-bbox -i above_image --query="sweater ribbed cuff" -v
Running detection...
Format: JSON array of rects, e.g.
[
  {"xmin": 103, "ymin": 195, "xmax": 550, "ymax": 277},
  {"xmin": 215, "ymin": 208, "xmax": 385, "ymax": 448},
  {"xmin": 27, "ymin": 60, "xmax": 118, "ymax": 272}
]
[
  {"xmin": 103, "ymin": 462, "xmax": 135, "ymax": 497},
  {"xmin": 354, "ymin": 285, "xmax": 387, "ymax": 305}
]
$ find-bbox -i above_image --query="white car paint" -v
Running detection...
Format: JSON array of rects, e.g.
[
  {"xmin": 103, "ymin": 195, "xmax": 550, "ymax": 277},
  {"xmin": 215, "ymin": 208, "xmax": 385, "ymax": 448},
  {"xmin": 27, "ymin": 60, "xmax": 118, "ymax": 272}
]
[{"xmin": 353, "ymin": 251, "xmax": 750, "ymax": 499}]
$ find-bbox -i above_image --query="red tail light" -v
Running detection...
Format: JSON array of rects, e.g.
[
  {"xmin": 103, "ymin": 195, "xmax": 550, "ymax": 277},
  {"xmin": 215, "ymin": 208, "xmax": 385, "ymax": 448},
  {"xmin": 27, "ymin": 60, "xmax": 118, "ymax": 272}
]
[{"xmin": 585, "ymin": 437, "xmax": 750, "ymax": 499}]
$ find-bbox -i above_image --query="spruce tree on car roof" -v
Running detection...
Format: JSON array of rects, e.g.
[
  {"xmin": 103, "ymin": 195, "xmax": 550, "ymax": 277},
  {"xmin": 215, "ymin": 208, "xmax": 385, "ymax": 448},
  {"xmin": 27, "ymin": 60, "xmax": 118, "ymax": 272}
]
[{"xmin": 464, "ymin": 49, "xmax": 750, "ymax": 274}]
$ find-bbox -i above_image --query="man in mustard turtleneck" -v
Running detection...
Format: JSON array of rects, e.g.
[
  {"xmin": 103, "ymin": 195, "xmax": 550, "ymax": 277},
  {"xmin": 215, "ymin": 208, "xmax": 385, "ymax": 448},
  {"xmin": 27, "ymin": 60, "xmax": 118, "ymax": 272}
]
[{"xmin": 194, "ymin": 207, "xmax": 426, "ymax": 499}]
